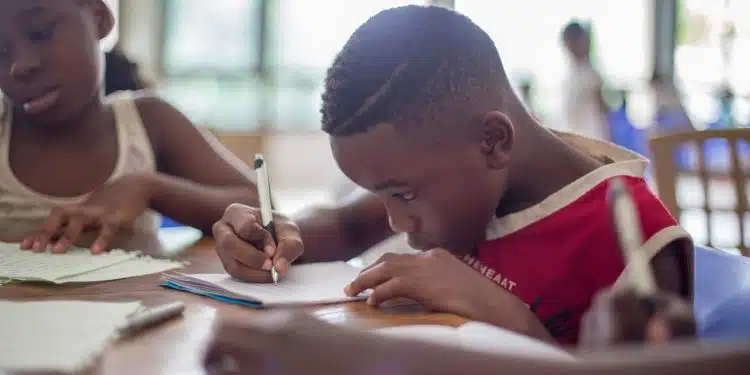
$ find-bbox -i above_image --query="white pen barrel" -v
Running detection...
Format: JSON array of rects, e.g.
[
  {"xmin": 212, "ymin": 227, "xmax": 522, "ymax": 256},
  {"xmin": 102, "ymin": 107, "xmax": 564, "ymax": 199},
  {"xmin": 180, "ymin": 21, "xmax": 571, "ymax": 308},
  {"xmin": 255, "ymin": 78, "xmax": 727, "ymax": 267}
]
[{"xmin": 254, "ymin": 154, "xmax": 274, "ymax": 227}]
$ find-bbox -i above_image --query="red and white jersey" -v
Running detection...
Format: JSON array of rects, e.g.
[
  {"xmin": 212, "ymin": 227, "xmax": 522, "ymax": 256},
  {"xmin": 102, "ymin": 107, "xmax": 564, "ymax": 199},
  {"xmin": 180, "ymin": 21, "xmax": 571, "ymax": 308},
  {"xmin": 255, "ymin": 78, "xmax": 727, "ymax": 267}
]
[{"xmin": 464, "ymin": 131, "xmax": 692, "ymax": 345}]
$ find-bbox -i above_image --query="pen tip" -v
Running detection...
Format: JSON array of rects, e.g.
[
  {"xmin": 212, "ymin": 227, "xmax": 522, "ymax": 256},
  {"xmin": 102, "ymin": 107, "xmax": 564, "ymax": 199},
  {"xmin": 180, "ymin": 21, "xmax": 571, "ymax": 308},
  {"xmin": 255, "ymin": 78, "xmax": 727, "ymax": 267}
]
[{"xmin": 254, "ymin": 155, "xmax": 264, "ymax": 169}]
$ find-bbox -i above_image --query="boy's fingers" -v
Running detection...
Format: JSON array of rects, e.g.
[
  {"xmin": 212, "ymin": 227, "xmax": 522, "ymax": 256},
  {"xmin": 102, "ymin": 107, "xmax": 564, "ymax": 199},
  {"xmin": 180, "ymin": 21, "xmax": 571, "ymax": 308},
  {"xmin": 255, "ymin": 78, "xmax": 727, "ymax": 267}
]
[
  {"xmin": 273, "ymin": 236, "xmax": 303, "ymax": 276},
  {"xmin": 214, "ymin": 222, "xmax": 273, "ymax": 270},
  {"xmin": 366, "ymin": 278, "xmax": 409, "ymax": 307},
  {"xmin": 360, "ymin": 252, "xmax": 414, "ymax": 274},
  {"xmin": 224, "ymin": 204, "xmax": 263, "ymax": 240},
  {"xmin": 229, "ymin": 220, "xmax": 275, "ymax": 254},
  {"xmin": 344, "ymin": 262, "xmax": 395, "ymax": 297},
  {"xmin": 220, "ymin": 257, "xmax": 273, "ymax": 283}
]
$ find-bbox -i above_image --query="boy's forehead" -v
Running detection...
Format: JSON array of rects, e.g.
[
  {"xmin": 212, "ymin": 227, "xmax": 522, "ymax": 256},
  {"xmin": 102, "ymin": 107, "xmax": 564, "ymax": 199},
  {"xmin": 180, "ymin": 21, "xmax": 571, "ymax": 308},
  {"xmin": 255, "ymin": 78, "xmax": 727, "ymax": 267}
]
[
  {"xmin": 331, "ymin": 122, "xmax": 427, "ymax": 160},
  {"xmin": 330, "ymin": 122, "xmax": 447, "ymax": 188}
]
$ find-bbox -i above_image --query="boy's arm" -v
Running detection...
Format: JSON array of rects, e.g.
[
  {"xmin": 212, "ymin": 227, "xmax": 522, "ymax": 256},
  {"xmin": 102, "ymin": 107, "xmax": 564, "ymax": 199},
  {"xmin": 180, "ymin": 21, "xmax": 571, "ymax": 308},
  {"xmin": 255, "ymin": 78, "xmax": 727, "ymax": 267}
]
[
  {"xmin": 294, "ymin": 189, "xmax": 394, "ymax": 262},
  {"xmin": 134, "ymin": 95, "xmax": 259, "ymax": 233},
  {"xmin": 213, "ymin": 191, "xmax": 392, "ymax": 282}
]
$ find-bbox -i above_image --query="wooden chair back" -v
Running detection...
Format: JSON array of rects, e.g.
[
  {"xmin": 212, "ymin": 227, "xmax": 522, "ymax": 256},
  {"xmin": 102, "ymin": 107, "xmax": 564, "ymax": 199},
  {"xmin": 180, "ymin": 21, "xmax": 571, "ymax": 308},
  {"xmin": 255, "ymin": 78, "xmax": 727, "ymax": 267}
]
[{"xmin": 650, "ymin": 129, "xmax": 750, "ymax": 255}]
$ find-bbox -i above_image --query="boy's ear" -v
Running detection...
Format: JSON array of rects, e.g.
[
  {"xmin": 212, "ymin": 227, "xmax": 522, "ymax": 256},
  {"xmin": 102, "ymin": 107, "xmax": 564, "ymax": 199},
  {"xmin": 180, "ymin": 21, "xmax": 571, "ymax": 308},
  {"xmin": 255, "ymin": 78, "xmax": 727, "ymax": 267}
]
[
  {"xmin": 86, "ymin": 0, "xmax": 115, "ymax": 40},
  {"xmin": 479, "ymin": 111, "xmax": 514, "ymax": 170}
]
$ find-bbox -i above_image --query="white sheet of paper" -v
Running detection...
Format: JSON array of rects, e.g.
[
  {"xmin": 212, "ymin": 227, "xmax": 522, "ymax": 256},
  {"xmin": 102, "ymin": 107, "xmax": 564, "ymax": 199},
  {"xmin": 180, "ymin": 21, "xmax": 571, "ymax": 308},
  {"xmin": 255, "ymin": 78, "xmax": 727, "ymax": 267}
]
[
  {"xmin": 58, "ymin": 256, "xmax": 184, "ymax": 283},
  {"xmin": 165, "ymin": 261, "xmax": 366, "ymax": 306},
  {"xmin": 0, "ymin": 242, "xmax": 138, "ymax": 282},
  {"xmin": 375, "ymin": 322, "xmax": 574, "ymax": 361},
  {"xmin": 0, "ymin": 242, "xmax": 183, "ymax": 283},
  {"xmin": 0, "ymin": 301, "xmax": 141, "ymax": 372}
]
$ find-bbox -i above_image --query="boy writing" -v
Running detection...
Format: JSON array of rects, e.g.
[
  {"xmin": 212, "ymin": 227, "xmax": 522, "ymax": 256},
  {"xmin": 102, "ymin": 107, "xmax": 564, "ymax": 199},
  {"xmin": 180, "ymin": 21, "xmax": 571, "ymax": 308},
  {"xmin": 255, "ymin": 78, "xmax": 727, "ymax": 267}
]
[
  {"xmin": 0, "ymin": 0, "xmax": 258, "ymax": 252},
  {"xmin": 213, "ymin": 5, "xmax": 693, "ymax": 345}
]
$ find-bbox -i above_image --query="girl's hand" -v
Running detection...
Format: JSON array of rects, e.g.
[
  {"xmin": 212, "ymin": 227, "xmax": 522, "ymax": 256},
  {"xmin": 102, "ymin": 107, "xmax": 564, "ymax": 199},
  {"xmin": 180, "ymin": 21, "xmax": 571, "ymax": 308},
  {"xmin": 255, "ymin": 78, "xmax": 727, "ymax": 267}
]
[{"xmin": 20, "ymin": 173, "xmax": 153, "ymax": 253}]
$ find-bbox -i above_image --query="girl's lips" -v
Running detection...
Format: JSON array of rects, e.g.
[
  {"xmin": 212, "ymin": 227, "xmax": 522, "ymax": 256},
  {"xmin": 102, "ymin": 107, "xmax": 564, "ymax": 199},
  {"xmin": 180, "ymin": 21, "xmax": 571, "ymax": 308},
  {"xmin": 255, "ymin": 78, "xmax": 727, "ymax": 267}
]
[{"xmin": 23, "ymin": 89, "xmax": 60, "ymax": 115}]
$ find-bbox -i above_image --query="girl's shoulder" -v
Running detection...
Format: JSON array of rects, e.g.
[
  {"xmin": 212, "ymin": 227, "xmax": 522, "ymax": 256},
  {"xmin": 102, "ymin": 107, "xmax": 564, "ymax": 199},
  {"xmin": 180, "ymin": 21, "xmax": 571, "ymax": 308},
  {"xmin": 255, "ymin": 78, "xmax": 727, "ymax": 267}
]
[{"xmin": 105, "ymin": 89, "xmax": 181, "ymax": 153}]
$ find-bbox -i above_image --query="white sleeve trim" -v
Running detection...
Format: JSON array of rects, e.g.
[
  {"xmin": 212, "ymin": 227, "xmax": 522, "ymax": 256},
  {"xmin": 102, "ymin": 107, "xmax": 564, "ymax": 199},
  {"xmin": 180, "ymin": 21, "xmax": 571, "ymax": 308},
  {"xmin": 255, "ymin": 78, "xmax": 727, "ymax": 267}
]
[{"xmin": 611, "ymin": 225, "xmax": 693, "ymax": 291}]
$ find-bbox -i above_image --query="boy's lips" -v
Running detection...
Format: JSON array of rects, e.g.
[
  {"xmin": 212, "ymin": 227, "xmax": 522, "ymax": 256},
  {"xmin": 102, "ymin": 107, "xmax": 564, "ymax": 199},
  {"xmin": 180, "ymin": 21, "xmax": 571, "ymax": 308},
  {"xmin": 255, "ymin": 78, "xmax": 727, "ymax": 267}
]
[{"xmin": 22, "ymin": 88, "xmax": 61, "ymax": 115}]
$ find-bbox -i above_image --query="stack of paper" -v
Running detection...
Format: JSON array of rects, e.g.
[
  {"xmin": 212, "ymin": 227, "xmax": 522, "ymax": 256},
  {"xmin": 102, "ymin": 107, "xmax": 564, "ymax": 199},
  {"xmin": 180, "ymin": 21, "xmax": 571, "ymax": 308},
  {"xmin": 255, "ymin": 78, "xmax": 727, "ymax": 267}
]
[
  {"xmin": 162, "ymin": 261, "xmax": 367, "ymax": 307},
  {"xmin": 0, "ymin": 300, "xmax": 142, "ymax": 372},
  {"xmin": 0, "ymin": 242, "xmax": 184, "ymax": 284},
  {"xmin": 375, "ymin": 322, "xmax": 574, "ymax": 361}
]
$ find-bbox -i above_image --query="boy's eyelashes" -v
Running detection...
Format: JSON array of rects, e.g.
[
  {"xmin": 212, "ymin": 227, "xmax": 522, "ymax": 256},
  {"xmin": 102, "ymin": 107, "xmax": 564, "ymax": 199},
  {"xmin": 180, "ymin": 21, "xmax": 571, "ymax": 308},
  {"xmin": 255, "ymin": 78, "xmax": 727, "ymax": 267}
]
[{"xmin": 391, "ymin": 191, "xmax": 416, "ymax": 202}]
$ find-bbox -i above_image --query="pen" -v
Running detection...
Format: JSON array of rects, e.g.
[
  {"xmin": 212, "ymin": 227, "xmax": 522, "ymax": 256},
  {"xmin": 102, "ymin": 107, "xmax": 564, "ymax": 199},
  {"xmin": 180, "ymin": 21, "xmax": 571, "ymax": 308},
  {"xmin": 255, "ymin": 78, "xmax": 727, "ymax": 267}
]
[
  {"xmin": 120, "ymin": 301, "xmax": 185, "ymax": 337},
  {"xmin": 254, "ymin": 154, "xmax": 279, "ymax": 285},
  {"xmin": 608, "ymin": 177, "xmax": 657, "ymax": 296}
]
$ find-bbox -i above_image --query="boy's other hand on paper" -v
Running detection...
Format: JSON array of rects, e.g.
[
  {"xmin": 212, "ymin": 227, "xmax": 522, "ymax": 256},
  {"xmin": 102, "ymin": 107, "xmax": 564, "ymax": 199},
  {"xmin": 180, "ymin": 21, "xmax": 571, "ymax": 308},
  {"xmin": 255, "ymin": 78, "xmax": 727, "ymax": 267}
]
[
  {"xmin": 213, "ymin": 203, "xmax": 303, "ymax": 283},
  {"xmin": 20, "ymin": 173, "xmax": 152, "ymax": 254},
  {"xmin": 345, "ymin": 249, "xmax": 516, "ymax": 320},
  {"xmin": 580, "ymin": 288, "xmax": 696, "ymax": 347}
]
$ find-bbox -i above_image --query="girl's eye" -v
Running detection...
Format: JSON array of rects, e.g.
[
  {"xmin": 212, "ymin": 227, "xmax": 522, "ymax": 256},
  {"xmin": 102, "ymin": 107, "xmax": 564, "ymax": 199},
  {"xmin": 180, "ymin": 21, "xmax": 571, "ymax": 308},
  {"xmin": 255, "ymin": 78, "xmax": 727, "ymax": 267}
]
[{"xmin": 28, "ymin": 22, "xmax": 57, "ymax": 42}]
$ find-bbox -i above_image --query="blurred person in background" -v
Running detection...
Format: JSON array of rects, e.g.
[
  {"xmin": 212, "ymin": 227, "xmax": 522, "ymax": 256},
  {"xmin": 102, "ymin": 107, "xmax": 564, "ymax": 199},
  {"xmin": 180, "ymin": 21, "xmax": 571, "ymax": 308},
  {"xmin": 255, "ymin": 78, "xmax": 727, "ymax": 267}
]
[
  {"xmin": 561, "ymin": 21, "xmax": 610, "ymax": 141},
  {"xmin": 103, "ymin": 45, "xmax": 152, "ymax": 95},
  {"xmin": 648, "ymin": 72, "xmax": 695, "ymax": 135}
]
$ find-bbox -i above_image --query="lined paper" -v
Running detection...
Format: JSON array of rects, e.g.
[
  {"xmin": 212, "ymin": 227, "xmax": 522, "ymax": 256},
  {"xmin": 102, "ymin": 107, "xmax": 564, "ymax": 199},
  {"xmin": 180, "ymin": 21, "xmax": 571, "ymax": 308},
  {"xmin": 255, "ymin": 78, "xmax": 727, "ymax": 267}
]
[
  {"xmin": 0, "ymin": 242, "xmax": 138, "ymax": 282},
  {"xmin": 0, "ymin": 242, "xmax": 183, "ymax": 283}
]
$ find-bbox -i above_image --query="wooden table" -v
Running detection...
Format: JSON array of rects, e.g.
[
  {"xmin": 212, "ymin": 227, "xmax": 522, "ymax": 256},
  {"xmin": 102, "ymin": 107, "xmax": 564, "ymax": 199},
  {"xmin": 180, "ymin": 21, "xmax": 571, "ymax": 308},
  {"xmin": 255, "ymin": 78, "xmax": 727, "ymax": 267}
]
[{"xmin": 0, "ymin": 236, "xmax": 465, "ymax": 375}]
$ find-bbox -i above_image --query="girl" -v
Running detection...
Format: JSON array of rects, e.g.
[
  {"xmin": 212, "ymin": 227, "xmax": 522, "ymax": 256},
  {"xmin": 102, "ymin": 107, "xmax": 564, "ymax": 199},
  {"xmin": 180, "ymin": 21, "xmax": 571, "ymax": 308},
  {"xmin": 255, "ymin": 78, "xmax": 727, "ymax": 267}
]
[{"xmin": 0, "ymin": 0, "xmax": 257, "ymax": 252}]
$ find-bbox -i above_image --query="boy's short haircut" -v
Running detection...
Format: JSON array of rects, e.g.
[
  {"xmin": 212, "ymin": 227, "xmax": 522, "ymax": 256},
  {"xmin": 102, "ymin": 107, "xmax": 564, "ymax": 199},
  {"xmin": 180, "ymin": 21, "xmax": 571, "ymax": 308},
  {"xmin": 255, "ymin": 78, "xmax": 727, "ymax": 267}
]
[{"xmin": 321, "ymin": 5, "xmax": 510, "ymax": 137}]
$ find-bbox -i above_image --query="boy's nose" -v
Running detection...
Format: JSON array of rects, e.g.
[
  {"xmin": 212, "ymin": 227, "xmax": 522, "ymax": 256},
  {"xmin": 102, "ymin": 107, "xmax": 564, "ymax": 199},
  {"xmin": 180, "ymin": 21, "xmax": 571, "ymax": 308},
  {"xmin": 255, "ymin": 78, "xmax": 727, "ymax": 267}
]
[{"xmin": 386, "ymin": 207, "xmax": 417, "ymax": 234}]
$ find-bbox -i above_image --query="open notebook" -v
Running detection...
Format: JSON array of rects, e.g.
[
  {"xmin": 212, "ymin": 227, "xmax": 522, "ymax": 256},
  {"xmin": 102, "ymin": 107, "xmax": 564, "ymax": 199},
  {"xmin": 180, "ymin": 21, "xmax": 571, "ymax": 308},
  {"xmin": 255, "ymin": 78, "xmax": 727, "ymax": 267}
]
[
  {"xmin": 375, "ymin": 322, "xmax": 574, "ymax": 361},
  {"xmin": 162, "ymin": 261, "xmax": 366, "ymax": 307},
  {"xmin": 0, "ymin": 242, "xmax": 184, "ymax": 284}
]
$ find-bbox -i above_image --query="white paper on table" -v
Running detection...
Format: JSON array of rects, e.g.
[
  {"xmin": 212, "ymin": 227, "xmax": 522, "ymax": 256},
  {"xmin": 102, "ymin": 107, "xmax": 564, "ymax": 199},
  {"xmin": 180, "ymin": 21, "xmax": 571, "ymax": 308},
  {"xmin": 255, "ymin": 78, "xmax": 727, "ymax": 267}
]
[
  {"xmin": 58, "ymin": 256, "xmax": 184, "ymax": 283},
  {"xmin": 164, "ymin": 261, "xmax": 367, "ymax": 306},
  {"xmin": 0, "ymin": 242, "xmax": 139, "ymax": 282},
  {"xmin": 0, "ymin": 300, "xmax": 141, "ymax": 372},
  {"xmin": 0, "ymin": 242, "xmax": 184, "ymax": 283}
]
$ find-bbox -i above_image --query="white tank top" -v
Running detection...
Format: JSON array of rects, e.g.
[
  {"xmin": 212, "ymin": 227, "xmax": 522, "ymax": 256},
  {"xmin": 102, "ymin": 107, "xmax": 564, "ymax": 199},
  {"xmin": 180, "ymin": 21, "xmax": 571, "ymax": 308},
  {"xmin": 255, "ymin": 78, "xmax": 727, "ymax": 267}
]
[{"xmin": 0, "ymin": 91, "xmax": 160, "ymax": 245}]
